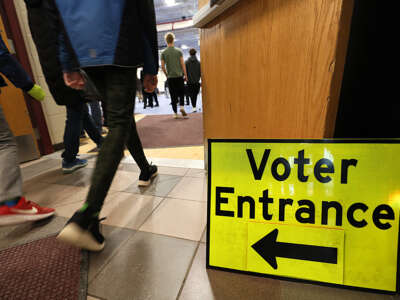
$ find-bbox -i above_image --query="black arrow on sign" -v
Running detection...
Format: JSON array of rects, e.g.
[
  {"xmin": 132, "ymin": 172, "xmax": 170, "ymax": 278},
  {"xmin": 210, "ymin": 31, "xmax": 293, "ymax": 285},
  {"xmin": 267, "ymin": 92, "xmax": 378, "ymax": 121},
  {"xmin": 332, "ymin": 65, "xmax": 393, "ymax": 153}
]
[{"xmin": 251, "ymin": 229, "xmax": 338, "ymax": 269}]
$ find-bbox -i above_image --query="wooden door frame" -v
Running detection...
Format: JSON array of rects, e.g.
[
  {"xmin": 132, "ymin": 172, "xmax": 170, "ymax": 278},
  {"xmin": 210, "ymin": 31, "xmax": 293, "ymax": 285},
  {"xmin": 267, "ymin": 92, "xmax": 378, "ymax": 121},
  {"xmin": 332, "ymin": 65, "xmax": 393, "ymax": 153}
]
[{"xmin": 0, "ymin": 1, "xmax": 53, "ymax": 155}]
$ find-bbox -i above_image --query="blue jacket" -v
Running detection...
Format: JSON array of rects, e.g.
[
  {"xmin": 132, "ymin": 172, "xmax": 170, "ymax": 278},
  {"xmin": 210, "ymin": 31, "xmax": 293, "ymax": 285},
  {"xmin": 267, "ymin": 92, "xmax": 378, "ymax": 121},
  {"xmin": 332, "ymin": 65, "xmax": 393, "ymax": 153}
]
[
  {"xmin": 0, "ymin": 35, "xmax": 34, "ymax": 91},
  {"xmin": 54, "ymin": 0, "xmax": 159, "ymax": 75}
]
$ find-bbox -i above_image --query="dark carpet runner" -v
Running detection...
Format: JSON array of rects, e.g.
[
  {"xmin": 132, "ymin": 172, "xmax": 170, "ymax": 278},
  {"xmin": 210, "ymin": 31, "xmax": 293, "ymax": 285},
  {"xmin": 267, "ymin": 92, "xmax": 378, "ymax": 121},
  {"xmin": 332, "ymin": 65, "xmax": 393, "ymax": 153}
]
[
  {"xmin": 0, "ymin": 235, "xmax": 88, "ymax": 300},
  {"xmin": 136, "ymin": 113, "xmax": 203, "ymax": 148}
]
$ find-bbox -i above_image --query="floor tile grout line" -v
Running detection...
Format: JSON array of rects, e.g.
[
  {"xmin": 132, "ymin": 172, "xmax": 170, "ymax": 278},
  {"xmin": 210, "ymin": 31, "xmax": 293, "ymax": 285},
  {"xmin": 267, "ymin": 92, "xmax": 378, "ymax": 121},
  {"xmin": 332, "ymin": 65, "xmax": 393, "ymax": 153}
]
[
  {"xmin": 182, "ymin": 167, "xmax": 191, "ymax": 177},
  {"xmin": 175, "ymin": 240, "xmax": 202, "ymax": 300},
  {"xmin": 87, "ymin": 228, "xmax": 137, "ymax": 286},
  {"xmin": 88, "ymin": 196, "xmax": 168, "ymax": 285},
  {"xmin": 136, "ymin": 229, "xmax": 205, "ymax": 244},
  {"xmin": 165, "ymin": 195, "xmax": 207, "ymax": 203}
]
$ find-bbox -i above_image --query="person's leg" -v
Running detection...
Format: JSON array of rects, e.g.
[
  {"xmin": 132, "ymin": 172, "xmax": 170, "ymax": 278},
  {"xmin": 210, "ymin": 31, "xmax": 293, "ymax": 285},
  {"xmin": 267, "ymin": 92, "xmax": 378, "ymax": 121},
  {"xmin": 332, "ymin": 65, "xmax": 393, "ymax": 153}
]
[
  {"xmin": 58, "ymin": 67, "xmax": 156, "ymax": 251},
  {"xmin": 190, "ymin": 83, "xmax": 200, "ymax": 111},
  {"xmin": 153, "ymin": 92, "xmax": 159, "ymax": 106},
  {"xmin": 0, "ymin": 105, "xmax": 54, "ymax": 226},
  {"xmin": 188, "ymin": 83, "xmax": 195, "ymax": 109},
  {"xmin": 100, "ymin": 101, "xmax": 108, "ymax": 127},
  {"xmin": 194, "ymin": 83, "xmax": 200, "ymax": 108},
  {"xmin": 168, "ymin": 78, "xmax": 178, "ymax": 115},
  {"xmin": 148, "ymin": 92, "xmax": 154, "ymax": 108},
  {"xmin": 82, "ymin": 104, "xmax": 104, "ymax": 148},
  {"xmin": 88, "ymin": 101, "xmax": 103, "ymax": 132},
  {"xmin": 0, "ymin": 105, "xmax": 23, "ymax": 204},
  {"xmin": 143, "ymin": 88, "xmax": 147, "ymax": 109},
  {"xmin": 125, "ymin": 119, "xmax": 149, "ymax": 170},
  {"xmin": 177, "ymin": 78, "xmax": 188, "ymax": 117},
  {"xmin": 185, "ymin": 85, "xmax": 190, "ymax": 105},
  {"xmin": 62, "ymin": 103, "xmax": 88, "ymax": 173}
]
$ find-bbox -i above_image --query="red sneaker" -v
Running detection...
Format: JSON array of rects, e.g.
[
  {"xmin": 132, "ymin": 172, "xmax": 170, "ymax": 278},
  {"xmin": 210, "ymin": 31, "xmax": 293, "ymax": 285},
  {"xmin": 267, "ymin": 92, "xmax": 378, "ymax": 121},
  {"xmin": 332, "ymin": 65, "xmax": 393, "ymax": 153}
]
[{"xmin": 0, "ymin": 197, "xmax": 55, "ymax": 226}]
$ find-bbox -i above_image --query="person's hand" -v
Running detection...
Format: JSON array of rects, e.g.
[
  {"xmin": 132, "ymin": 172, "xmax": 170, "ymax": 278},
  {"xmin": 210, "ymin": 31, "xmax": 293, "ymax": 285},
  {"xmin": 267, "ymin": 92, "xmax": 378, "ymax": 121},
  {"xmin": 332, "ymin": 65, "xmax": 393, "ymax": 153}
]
[
  {"xmin": 184, "ymin": 75, "xmax": 188, "ymax": 82},
  {"xmin": 63, "ymin": 72, "xmax": 85, "ymax": 90},
  {"xmin": 27, "ymin": 84, "xmax": 45, "ymax": 102},
  {"xmin": 143, "ymin": 74, "xmax": 158, "ymax": 93}
]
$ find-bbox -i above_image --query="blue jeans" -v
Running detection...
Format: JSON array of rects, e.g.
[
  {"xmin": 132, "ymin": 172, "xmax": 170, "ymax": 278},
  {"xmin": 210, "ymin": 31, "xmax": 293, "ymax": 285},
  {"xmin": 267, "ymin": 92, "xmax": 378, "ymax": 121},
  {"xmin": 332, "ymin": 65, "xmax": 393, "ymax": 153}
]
[{"xmin": 62, "ymin": 102, "xmax": 103, "ymax": 163}]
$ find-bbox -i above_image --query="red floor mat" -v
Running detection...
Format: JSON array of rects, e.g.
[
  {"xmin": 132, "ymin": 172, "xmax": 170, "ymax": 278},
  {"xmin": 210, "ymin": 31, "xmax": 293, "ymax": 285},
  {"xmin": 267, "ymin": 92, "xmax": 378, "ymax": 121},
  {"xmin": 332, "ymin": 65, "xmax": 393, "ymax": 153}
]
[
  {"xmin": 0, "ymin": 236, "xmax": 87, "ymax": 300},
  {"xmin": 136, "ymin": 113, "xmax": 203, "ymax": 148}
]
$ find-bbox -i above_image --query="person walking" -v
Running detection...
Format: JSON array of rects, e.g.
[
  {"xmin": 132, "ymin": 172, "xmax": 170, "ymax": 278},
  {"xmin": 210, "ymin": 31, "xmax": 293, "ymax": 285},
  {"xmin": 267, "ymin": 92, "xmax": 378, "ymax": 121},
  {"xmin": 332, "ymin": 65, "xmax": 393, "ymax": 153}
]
[
  {"xmin": 24, "ymin": 0, "xmax": 159, "ymax": 251},
  {"xmin": 161, "ymin": 32, "xmax": 188, "ymax": 119},
  {"xmin": 0, "ymin": 35, "xmax": 55, "ymax": 226},
  {"xmin": 185, "ymin": 48, "xmax": 201, "ymax": 113},
  {"xmin": 62, "ymin": 99, "xmax": 104, "ymax": 173}
]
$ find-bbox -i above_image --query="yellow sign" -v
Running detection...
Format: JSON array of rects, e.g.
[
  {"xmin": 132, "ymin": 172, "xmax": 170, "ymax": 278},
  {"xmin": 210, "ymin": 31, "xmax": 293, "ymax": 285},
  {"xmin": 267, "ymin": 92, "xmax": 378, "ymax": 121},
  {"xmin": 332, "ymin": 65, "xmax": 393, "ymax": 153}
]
[{"xmin": 207, "ymin": 140, "xmax": 400, "ymax": 293}]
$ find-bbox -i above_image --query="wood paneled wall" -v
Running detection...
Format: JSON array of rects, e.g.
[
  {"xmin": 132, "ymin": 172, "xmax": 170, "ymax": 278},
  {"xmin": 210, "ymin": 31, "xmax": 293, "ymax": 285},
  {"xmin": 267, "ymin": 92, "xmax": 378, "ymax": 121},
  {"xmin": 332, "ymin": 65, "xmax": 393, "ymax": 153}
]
[{"xmin": 199, "ymin": 0, "xmax": 353, "ymax": 139}]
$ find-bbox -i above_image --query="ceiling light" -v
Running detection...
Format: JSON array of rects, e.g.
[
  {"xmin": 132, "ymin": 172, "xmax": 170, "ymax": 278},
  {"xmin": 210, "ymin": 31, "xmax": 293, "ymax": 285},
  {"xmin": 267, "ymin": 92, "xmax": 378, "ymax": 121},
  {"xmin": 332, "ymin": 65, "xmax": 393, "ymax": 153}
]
[{"xmin": 181, "ymin": 44, "xmax": 189, "ymax": 49}]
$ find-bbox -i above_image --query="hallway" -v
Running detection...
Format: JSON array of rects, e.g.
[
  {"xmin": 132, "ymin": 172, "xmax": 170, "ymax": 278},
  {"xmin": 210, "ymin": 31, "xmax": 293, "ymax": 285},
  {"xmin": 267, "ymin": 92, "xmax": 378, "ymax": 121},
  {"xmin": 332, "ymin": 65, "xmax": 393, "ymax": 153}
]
[{"xmin": 0, "ymin": 154, "xmax": 394, "ymax": 300}]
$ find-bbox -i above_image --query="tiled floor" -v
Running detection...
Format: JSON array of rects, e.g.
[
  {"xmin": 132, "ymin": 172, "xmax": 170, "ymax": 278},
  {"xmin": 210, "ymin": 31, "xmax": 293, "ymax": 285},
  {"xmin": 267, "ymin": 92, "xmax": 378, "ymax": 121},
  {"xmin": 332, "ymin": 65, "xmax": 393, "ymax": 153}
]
[{"xmin": 2, "ymin": 156, "xmax": 398, "ymax": 300}]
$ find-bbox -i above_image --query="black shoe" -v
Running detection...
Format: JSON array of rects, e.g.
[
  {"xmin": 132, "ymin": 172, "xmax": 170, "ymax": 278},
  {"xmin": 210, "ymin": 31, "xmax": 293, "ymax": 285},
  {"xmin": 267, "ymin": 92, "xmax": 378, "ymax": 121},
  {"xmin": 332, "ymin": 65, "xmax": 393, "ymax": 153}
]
[
  {"xmin": 138, "ymin": 164, "xmax": 158, "ymax": 187},
  {"xmin": 57, "ymin": 210, "xmax": 105, "ymax": 251}
]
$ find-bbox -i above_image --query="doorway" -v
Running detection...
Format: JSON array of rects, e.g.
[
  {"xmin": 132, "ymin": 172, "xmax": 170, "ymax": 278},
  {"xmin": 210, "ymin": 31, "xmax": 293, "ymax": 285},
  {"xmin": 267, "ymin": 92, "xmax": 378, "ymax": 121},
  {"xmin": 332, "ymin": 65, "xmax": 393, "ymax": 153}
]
[{"xmin": 134, "ymin": 0, "xmax": 204, "ymax": 163}]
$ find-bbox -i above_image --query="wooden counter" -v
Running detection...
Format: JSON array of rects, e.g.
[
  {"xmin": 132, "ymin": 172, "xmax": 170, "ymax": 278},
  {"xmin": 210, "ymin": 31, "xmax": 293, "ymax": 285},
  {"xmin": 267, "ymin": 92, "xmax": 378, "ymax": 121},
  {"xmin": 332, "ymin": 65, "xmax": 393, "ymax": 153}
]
[{"xmin": 198, "ymin": 0, "xmax": 354, "ymax": 139}]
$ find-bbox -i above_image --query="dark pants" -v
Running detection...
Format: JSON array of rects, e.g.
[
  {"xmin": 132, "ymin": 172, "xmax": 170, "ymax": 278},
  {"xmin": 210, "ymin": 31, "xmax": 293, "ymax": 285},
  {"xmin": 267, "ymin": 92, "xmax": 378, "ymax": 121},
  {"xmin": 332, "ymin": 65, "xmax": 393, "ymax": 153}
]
[
  {"xmin": 184, "ymin": 84, "xmax": 190, "ymax": 105},
  {"xmin": 152, "ymin": 92, "xmax": 159, "ymax": 106},
  {"xmin": 143, "ymin": 91, "xmax": 159, "ymax": 108},
  {"xmin": 88, "ymin": 100, "xmax": 103, "ymax": 132},
  {"xmin": 143, "ymin": 90, "xmax": 152, "ymax": 108},
  {"xmin": 100, "ymin": 101, "xmax": 108, "ymax": 127},
  {"xmin": 84, "ymin": 66, "xmax": 149, "ymax": 213},
  {"xmin": 62, "ymin": 102, "xmax": 103, "ymax": 163},
  {"xmin": 168, "ymin": 77, "xmax": 185, "ymax": 113},
  {"xmin": 188, "ymin": 83, "xmax": 201, "ymax": 108}
]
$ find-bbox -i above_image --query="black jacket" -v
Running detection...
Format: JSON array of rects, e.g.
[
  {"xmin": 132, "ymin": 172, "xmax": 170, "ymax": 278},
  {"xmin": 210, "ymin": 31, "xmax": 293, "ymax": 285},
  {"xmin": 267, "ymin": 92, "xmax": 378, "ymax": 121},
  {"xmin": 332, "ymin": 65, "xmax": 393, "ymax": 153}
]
[
  {"xmin": 23, "ymin": 0, "xmax": 159, "ymax": 106},
  {"xmin": 24, "ymin": 0, "xmax": 82, "ymax": 106},
  {"xmin": 185, "ymin": 56, "xmax": 201, "ymax": 84}
]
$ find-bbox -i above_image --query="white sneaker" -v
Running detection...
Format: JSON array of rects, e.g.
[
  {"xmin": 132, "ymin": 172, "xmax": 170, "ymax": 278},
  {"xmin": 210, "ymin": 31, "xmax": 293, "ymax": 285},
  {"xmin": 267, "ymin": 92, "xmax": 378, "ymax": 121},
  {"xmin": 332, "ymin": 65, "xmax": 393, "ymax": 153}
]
[
  {"xmin": 180, "ymin": 107, "xmax": 188, "ymax": 118},
  {"xmin": 192, "ymin": 108, "xmax": 197, "ymax": 113},
  {"xmin": 173, "ymin": 113, "xmax": 179, "ymax": 119}
]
